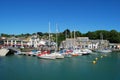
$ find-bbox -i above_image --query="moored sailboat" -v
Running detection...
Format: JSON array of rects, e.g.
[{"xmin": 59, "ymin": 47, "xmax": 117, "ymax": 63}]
[
  {"xmin": 95, "ymin": 33, "xmax": 112, "ymax": 53},
  {"xmin": 95, "ymin": 49, "xmax": 112, "ymax": 53},
  {"xmin": 37, "ymin": 50, "xmax": 56, "ymax": 59}
]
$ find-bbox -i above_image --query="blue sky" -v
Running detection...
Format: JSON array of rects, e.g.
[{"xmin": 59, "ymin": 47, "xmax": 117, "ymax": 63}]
[{"xmin": 0, "ymin": 0, "xmax": 120, "ymax": 34}]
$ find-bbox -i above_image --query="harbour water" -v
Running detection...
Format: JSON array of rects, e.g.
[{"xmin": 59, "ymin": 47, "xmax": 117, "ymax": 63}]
[{"xmin": 0, "ymin": 52, "xmax": 120, "ymax": 80}]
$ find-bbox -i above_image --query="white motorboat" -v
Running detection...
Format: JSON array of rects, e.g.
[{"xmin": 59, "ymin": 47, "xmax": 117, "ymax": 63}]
[
  {"xmin": 96, "ymin": 49, "xmax": 112, "ymax": 53},
  {"xmin": 79, "ymin": 49, "xmax": 92, "ymax": 55},
  {"xmin": 37, "ymin": 54, "xmax": 56, "ymax": 60},
  {"xmin": 71, "ymin": 49, "xmax": 81, "ymax": 56},
  {"xmin": 95, "ymin": 33, "xmax": 112, "ymax": 53},
  {"xmin": 14, "ymin": 51, "xmax": 22, "ymax": 55},
  {"xmin": 37, "ymin": 50, "xmax": 56, "ymax": 59},
  {"xmin": 83, "ymin": 49, "xmax": 92, "ymax": 54},
  {"xmin": 51, "ymin": 52, "xmax": 64, "ymax": 59}
]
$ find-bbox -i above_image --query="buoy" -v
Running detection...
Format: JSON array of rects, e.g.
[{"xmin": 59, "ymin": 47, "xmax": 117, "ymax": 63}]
[
  {"xmin": 104, "ymin": 55, "xmax": 107, "ymax": 56},
  {"xmin": 95, "ymin": 57, "xmax": 98, "ymax": 60},
  {"xmin": 93, "ymin": 61, "xmax": 96, "ymax": 64},
  {"xmin": 101, "ymin": 56, "xmax": 103, "ymax": 58}
]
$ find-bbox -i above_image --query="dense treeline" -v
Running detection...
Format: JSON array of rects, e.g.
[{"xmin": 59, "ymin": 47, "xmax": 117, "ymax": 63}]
[
  {"xmin": 1, "ymin": 29, "xmax": 120, "ymax": 45},
  {"xmin": 85, "ymin": 30, "xmax": 120, "ymax": 43}
]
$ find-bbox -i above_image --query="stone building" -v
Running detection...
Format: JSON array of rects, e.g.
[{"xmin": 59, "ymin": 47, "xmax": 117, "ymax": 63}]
[{"xmin": 60, "ymin": 37, "xmax": 110, "ymax": 50}]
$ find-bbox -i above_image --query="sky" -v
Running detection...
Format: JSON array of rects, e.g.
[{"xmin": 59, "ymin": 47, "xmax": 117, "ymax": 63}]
[{"xmin": 0, "ymin": 0, "xmax": 120, "ymax": 34}]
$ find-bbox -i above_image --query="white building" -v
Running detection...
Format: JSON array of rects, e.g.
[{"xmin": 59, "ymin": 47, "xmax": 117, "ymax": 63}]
[{"xmin": 27, "ymin": 35, "xmax": 41, "ymax": 48}]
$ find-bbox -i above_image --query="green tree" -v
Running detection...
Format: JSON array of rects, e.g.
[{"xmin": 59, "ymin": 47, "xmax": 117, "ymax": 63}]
[
  {"xmin": 109, "ymin": 30, "xmax": 120, "ymax": 43},
  {"xmin": 75, "ymin": 31, "xmax": 82, "ymax": 37},
  {"xmin": 1, "ymin": 33, "xmax": 10, "ymax": 37},
  {"xmin": 86, "ymin": 31, "xmax": 97, "ymax": 39},
  {"xmin": 57, "ymin": 33, "xmax": 65, "ymax": 47},
  {"xmin": 63, "ymin": 29, "xmax": 71, "ymax": 38},
  {"xmin": 37, "ymin": 32, "xmax": 43, "ymax": 36}
]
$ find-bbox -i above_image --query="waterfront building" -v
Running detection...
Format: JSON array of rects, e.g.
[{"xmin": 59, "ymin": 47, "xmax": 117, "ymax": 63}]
[
  {"xmin": 76, "ymin": 37, "xmax": 100, "ymax": 49},
  {"xmin": 3, "ymin": 36, "xmax": 40, "ymax": 48},
  {"xmin": 109, "ymin": 43, "xmax": 120, "ymax": 51},
  {"xmin": 27, "ymin": 35, "xmax": 40, "ymax": 48},
  {"xmin": 60, "ymin": 37, "xmax": 110, "ymax": 50},
  {"xmin": 3, "ymin": 37, "xmax": 27, "ymax": 48},
  {"xmin": 1, "ymin": 35, "xmax": 110, "ymax": 50},
  {"xmin": 2, "ymin": 35, "xmax": 57, "ymax": 50}
]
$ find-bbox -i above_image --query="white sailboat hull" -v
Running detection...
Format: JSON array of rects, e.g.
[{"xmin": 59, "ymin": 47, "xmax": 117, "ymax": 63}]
[
  {"xmin": 51, "ymin": 52, "xmax": 64, "ymax": 59},
  {"xmin": 38, "ymin": 54, "xmax": 56, "ymax": 59}
]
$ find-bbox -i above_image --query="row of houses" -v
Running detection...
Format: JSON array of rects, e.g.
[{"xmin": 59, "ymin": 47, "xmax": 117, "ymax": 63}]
[
  {"xmin": 0, "ymin": 36, "xmax": 120, "ymax": 50},
  {"xmin": 0, "ymin": 35, "xmax": 51, "ymax": 48}
]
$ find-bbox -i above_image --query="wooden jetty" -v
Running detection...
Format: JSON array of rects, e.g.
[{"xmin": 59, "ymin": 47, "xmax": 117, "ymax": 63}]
[
  {"xmin": 0, "ymin": 48, "xmax": 9, "ymax": 56},
  {"xmin": 20, "ymin": 52, "xmax": 38, "ymax": 56}
]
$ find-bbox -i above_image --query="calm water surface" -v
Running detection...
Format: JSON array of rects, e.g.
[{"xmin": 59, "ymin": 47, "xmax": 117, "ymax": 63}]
[{"xmin": 0, "ymin": 52, "xmax": 120, "ymax": 80}]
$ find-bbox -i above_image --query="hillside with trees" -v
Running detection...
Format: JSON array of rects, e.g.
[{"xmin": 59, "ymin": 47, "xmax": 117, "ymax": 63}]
[{"xmin": 1, "ymin": 29, "xmax": 120, "ymax": 46}]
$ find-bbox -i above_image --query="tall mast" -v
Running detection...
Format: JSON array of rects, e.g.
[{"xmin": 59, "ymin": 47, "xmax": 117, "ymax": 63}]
[
  {"xmin": 65, "ymin": 29, "xmax": 67, "ymax": 49},
  {"xmin": 100, "ymin": 32, "xmax": 103, "ymax": 49},
  {"xmin": 74, "ymin": 29, "xmax": 76, "ymax": 49},
  {"xmin": 56, "ymin": 24, "xmax": 58, "ymax": 51},
  {"xmin": 100, "ymin": 33, "xmax": 103, "ymax": 40},
  {"xmin": 49, "ymin": 22, "xmax": 51, "ymax": 48},
  {"xmin": 71, "ymin": 30, "xmax": 72, "ymax": 39}
]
